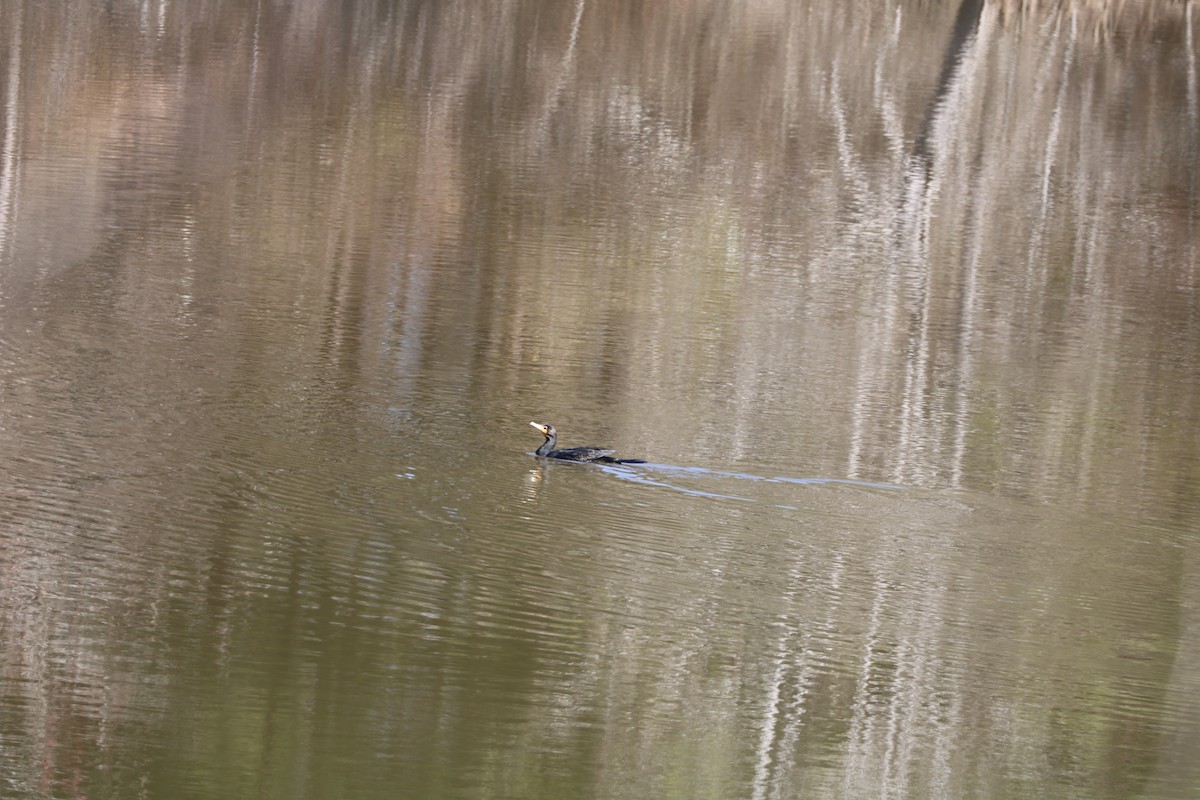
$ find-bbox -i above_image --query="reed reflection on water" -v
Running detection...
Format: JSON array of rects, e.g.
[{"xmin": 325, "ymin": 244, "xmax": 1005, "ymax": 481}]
[{"xmin": 1, "ymin": 1, "xmax": 1199, "ymax": 798}]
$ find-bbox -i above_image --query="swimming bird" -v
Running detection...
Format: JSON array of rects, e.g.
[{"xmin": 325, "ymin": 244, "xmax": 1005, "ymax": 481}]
[{"xmin": 529, "ymin": 422, "xmax": 646, "ymax": 464}]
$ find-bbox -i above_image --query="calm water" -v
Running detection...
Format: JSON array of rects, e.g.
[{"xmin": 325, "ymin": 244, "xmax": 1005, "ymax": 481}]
[{"xmin": 1, "ymin": 1, "xmax": 1199, "ymax": 798}]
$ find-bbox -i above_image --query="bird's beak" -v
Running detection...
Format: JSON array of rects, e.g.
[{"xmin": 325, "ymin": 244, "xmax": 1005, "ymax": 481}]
[{"xmin": 529, "ymin": 421, "xmax": 547, "ymax": 433}]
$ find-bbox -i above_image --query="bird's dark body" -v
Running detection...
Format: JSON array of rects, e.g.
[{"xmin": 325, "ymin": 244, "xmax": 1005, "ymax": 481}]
[
  {"xmin": 529, "ymin": 422, "xmax": 646, "ymax": 464},
  {"xmin": 544, "ymin": 445, "xmax": 618, "ymax": 462}
]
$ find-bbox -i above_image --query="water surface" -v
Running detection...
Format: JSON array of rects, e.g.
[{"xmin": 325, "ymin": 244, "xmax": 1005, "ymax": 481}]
[{"xmin": 1, "ymin": 1, "xmax": 1198, "ymax": 798}]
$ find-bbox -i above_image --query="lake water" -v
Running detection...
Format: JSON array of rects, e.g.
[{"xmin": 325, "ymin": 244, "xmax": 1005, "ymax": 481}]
[{"xmin": 1, "ymin": 1, "xmax": 1198, "ymax": 798}]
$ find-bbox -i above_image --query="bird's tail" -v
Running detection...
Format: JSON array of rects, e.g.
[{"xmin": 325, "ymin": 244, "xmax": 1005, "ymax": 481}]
[{"xmin": 595, "ymin": 456, "xmax": 646, "ymax": 464}]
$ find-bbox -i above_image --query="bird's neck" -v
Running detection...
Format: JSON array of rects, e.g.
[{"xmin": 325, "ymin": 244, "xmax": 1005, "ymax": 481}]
[{"xmin": 535, "ymin": 435, "xmax": 556, "ymax": 456}]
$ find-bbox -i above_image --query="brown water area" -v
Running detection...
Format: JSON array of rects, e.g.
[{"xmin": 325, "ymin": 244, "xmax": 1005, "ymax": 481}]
[{"xmin": 1, "ymin": 1, "xmax": 1198, "ymax": 798}]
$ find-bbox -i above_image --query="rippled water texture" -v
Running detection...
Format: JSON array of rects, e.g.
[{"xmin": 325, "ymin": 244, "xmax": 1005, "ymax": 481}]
[{"xmin": 1, "ymin": 1, "xmax": 1199, "ymax": 798}]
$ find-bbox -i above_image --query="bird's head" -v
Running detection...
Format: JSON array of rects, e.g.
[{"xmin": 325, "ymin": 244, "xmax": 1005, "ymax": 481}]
[{"xmin": 529, "ymin": 421, "xmax": 556, "ymax": 438}]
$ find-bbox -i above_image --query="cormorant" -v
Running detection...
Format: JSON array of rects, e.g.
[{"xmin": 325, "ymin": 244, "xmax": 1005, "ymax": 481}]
[{"xmin": 529, "ymin": 422, "xmax": 646, "ymax": 464}]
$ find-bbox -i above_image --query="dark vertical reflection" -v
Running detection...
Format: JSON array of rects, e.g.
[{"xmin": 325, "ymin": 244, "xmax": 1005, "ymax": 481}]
[{"xmin": 911, "ymin": 0, "xmax": 987, "ymax": 166}]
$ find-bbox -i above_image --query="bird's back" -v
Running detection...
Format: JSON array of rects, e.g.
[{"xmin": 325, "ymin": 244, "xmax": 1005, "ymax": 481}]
[{"xmin": 550, "ymin": 446, "xmax": 616, "ymax": 462}]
